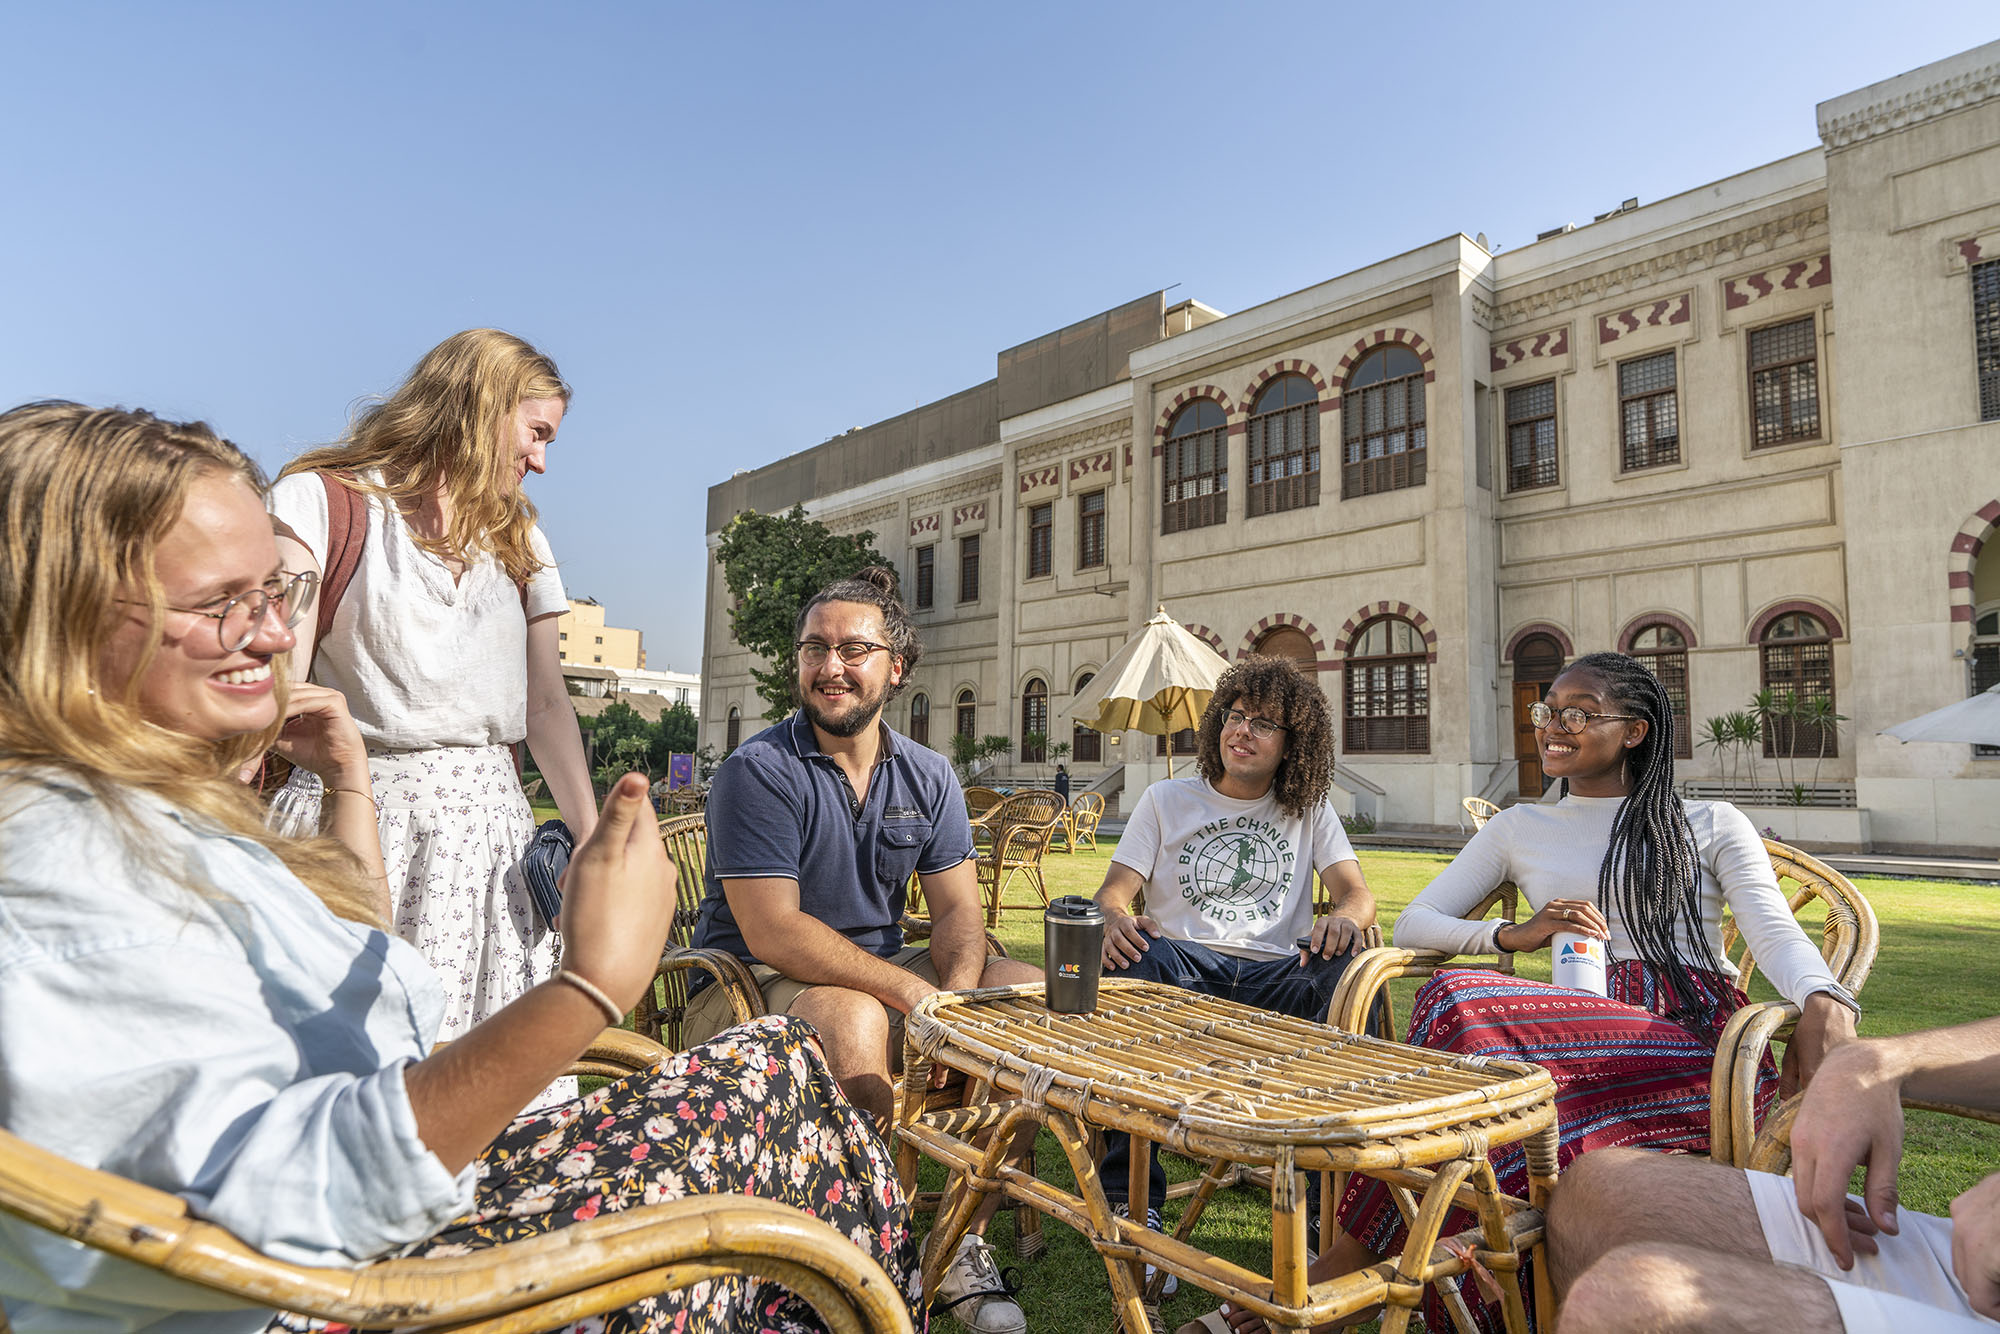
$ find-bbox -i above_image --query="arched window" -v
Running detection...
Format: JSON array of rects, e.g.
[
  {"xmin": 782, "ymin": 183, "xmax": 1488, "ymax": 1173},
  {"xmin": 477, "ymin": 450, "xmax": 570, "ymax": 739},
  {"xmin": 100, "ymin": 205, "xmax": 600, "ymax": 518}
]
[
  {"xmin": 909, "ymin": 691, "xmax": 930, "ymax": 747},
  {"xmin": 1344, "ymin": 616, "xmax": 1429, "ymax": 753},
  {"xmin": 725, "ymin": 706, "xmax": 741, "ymax": 753},
  {"xmin": 1342, "ymin": 346, "xmax": 1427, "ymax": 498},
  {"xmin": 1629, "ymin": 623, "xmax": 1693, "ymax": 759},
  {"xmin": 1162, "ymin": 399, "xmax": 1227, "ymax": 534},
  {"xmin": 1512, "ymin": 633, "xmax": 1565, "ymax": 684},
  {"xmin": 1760, "ymin": 612, "xmax": 1837, "ymax": 758},
  {"xmin": 1021, "ymin": 678, "xmax": 1048, "ymax": 763},
  {"xmin": 1247, "ymin": 374, "xmax": 1320, "ymax": 517},
  {"xmin": 1254, "ymin": 625, "xmax": 1318, "ymax": 673},
  {"xmin": 956, "ymin": 688, "xmax": 977, "ymax": 740},
  {"xmin": 1072, "ymin": 671, "xmax": 1102, "ymax": 763}
]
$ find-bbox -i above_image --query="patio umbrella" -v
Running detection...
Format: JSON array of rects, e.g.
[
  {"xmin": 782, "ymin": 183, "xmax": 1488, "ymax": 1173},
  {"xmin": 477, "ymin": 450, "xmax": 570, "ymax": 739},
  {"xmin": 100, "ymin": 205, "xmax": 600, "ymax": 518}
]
[
  {"xmin": 1065, "ymin": 605, "xmax": 1231, "ymax": 776},
  {"xmin": 1881, "ymin": 681, "xmax": 2000, "ymax": 746}
]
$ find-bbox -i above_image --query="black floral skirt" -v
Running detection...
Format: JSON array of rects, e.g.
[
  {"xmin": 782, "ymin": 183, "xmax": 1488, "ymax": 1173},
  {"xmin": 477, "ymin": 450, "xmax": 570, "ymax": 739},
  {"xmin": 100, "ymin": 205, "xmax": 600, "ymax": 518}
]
[{"xmin": 274, "ymin": 1015, "xmax": 920, "ymax": 1334}]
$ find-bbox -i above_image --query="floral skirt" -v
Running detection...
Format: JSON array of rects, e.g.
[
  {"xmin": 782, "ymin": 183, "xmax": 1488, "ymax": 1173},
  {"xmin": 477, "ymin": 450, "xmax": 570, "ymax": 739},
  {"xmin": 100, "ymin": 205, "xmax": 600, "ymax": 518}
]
[
  {"xmin": 1335, "ymin": 962, "xmax": 1776, "ymax": 1333},
  {"xmin": 273, "ymin": 1015, "xmax": 920, "ymax": 1334}
]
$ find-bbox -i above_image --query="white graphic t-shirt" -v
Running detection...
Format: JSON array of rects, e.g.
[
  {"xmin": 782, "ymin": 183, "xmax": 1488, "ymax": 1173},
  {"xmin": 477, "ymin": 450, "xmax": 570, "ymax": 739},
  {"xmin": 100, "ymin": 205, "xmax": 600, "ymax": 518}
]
[{"xmin": 1111, "ymin": 775, "xmax": 1358, "ymax": 961}]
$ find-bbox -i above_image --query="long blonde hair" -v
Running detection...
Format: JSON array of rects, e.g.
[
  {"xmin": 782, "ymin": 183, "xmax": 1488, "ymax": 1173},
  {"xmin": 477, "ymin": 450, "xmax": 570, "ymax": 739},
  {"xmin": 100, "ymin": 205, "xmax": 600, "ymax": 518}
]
[
  {"xmin": 0, "ymin": 401, "xmax": 381, "ymax": 925},
  {"xmin": 280, "ymin": 329, "xmax": 571, "ymax": 582}
]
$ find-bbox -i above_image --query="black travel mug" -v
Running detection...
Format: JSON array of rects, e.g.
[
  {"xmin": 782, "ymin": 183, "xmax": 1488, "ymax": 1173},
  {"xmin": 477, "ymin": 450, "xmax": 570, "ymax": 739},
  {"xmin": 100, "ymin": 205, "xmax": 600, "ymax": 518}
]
[{"xmin": 1043, "ymin": 895, "xmax": 1106, "ymax": 1013}]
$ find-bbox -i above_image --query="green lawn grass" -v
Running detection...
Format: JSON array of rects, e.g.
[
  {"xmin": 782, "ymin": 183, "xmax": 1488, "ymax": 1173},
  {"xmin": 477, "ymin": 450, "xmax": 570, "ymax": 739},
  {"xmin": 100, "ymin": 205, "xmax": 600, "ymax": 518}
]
[{"xmin": 915, "ymin": 838, "xmax": 2000, "ymax": 1331}]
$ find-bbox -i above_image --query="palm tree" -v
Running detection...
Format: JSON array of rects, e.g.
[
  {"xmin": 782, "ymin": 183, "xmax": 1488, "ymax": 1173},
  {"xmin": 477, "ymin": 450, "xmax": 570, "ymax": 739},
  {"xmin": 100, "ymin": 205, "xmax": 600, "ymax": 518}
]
[
  {"xmin": 1698, "ymin": 716, "xmax": 1739, "ymax": 797},
  {"xmin": 1728, "ymin": 710, "xmax": 1763, "ymax": 798},
  {"xmin": 1802, "ymin": 695, "xmax": 1849, "ymax": 794}
]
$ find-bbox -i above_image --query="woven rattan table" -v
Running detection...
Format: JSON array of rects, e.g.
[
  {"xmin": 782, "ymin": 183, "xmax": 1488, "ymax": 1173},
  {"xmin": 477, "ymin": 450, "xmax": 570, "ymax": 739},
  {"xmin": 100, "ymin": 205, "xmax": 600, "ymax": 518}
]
[{"xmin": 895, "ymin": 979, "xmax": 1557, "ymax": 1334}]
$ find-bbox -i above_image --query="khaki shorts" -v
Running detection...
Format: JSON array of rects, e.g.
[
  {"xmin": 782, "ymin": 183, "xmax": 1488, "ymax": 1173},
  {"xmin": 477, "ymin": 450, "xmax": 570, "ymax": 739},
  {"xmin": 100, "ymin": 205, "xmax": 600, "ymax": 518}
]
[{"xmin": 682, "ymin": 944, "xmax": 999, "ymax": 1062}]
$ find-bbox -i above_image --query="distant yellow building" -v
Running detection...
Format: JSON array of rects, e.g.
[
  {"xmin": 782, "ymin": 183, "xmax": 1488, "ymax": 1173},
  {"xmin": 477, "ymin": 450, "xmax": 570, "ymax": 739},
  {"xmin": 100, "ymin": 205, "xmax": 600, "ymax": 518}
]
[{"xmin": 557, "ymin": 597, "xmax": 646, "ymax": 670}]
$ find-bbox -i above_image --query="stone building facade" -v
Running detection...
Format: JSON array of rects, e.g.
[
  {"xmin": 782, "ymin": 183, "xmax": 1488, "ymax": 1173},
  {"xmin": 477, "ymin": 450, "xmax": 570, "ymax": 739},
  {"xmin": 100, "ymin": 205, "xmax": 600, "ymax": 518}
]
[{"xmin": 700, "ymin": 42, "xmax": 2000, "ymax": 854}]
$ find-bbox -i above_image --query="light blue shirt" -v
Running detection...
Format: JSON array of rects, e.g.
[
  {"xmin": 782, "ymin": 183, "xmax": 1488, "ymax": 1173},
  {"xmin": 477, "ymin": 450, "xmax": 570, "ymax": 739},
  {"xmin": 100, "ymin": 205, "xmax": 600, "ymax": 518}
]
[{"xmin": 0, "ymin": 773, "xmax": 473, "ymax": 1333}]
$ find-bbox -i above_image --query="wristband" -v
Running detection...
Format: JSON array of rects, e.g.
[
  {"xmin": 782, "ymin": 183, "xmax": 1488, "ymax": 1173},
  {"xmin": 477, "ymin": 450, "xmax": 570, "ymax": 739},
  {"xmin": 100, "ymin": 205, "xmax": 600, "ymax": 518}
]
[
  {"xmin": 327, "ymin": 787, "xmax": 379, "ymax": 815},
  {"xmin": 556, "ymin": 969, "xmax": 625, "ymax": 1025}
]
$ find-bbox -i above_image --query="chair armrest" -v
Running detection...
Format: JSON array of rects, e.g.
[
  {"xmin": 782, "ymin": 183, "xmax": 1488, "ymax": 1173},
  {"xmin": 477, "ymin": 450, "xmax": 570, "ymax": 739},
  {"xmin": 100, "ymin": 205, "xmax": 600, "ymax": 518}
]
[
  {"xmin": 1708, "ymin": 998, "xmax": 1799, "ymax": 1169},
  {"xmin": 1744, "ymin": 1087, "xmax": 2000, "ymax": 1178},
  {"xmin": 572, "ymin": 1027, "xmax": 674, "ymax": 1079},
  {"xmin": 1323, "ymin": 947, "xmax": 1454, "ymax": 1032},
  {"xmin": 636, "ymin": 946, "xmax": 767, "ymax": 1044}
]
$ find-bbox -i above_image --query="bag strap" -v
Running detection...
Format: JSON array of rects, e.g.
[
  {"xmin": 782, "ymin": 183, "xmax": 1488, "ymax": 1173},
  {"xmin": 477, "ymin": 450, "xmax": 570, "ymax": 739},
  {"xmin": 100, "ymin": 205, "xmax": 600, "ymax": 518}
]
[{"xmin": 313, "ymin": 471, "xmax": 369, "ymax": 675}]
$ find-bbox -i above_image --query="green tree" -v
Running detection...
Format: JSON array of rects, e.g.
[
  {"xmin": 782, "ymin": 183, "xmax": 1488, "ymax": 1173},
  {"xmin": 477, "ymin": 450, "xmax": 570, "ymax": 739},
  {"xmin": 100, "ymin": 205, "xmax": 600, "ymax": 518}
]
[
  {"xmin": 713, "ymin": 504, "xmax": 893, "ymax": 721},
  {"xmin": 659, "ymin": 701, "xmax": 699, "ymax": 755}
]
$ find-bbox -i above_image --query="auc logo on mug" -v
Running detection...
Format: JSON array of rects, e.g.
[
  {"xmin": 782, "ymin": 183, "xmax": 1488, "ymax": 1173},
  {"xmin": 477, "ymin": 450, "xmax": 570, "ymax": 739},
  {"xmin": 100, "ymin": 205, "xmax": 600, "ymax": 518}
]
[
  {"xmin": 1057, "ymin": 962, "xmax": 1083, "ymax": 980},
  {"xmin": 1558, "ymin": 939, "xmax": 1603, "ymax": 963}
]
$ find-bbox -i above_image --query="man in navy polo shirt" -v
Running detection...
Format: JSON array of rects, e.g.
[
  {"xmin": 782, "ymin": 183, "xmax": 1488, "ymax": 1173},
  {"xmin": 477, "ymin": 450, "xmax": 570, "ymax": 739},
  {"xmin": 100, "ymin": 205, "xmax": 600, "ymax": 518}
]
[{"xmin": 688, "ymin": 567, "xmax": 1040, "ymax": 1333}]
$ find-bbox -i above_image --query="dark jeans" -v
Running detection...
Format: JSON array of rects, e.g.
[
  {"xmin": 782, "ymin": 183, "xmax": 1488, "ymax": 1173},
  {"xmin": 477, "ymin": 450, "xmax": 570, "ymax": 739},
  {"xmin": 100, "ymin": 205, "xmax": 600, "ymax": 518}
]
[{"xmin": 1098, "ymin": 935, "xmax": 1382, "ymax": 1214}]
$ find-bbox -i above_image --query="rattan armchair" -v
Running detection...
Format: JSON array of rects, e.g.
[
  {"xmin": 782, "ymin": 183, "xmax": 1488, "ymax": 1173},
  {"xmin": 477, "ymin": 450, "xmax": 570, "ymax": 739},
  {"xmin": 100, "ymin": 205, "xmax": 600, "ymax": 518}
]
[
  {"xmin": 972, "ymin": 789, "xmax": 1067, "ymax": 927},
  {"xmin": 1067, "ymin": 791, "xmax": 1106, "ymax": 852},
  {"xmin": 1324, "ymin": 839, "xmax": 1879, "ymax": 1169},
  {"xmin": 1462, "ymin": 796, "xmax": 1501, "ymax": 831},
  {"xmin": 0, "ymin": 1028, "xmax": 913, "ymax": 1334},
  {"xmin": 963, "ymin": 785, "xmax": 1005, "ymax": 825}
]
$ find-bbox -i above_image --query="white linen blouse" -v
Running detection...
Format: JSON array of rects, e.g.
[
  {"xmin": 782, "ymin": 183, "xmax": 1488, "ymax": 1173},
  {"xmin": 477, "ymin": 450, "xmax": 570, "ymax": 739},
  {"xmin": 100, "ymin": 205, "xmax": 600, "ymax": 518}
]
[{"xmin": 267, "ymin": 470, "xmax": 568, "ymax": 751}]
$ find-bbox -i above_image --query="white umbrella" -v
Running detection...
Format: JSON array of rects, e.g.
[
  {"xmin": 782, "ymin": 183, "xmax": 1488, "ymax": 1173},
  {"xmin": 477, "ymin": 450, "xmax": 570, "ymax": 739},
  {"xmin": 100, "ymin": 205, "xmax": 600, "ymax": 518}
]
[
  {"xmin": 1065, "ymin": 605, "xmax": 1231, "ymax": 776},
  {"xmin": 1880, "ymin": 682, "xmax": 2000, "ymax": 746}
]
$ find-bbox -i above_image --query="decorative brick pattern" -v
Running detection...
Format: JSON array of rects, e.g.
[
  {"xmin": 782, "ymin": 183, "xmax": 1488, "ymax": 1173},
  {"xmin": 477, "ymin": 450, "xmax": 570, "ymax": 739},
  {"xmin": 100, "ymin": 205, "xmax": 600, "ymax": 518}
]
[
  {"xmin": 1489, "ymin": 326, "xmax": 1571, "ymax": 373},
  {"xmin": 1503, "ymin": 623, "xmax": 1575, "ymax": 662},
  {"xmin": 908, "ymin": 512, "xmax": 941, "ymax": 538},
  {"xmin": 1948, "ymin": 501, "xmax": 2000, "ymax": 623},
  {"xmin": 1597, "ymin": 293, "xmax": 1692, "ymax": 346},
  {"xmin": 1069, "ymin": 451, "xmax": 1114, "ymax": 483},
  {"xmin": 1153, "ymin": 385, "xmax": 1237, "ymax": 439},
  {"xmin": 1237, "ymin": 613, "xmax": 1329, "ymax": 666},
  {"xmin": 1328, "ymin": 331, "xmax": 1436, "ymax": 409},
  {"xmin": 1329, "ymin": 603, "xmax": 1438, "ymax": 669},
  {"xmin": 1241, "ymin": 360, "xmax": 1330, "ymax": 414},
  {"xmin": 1018, "ymin": 464, "xmax": 1061, "ymax": 495},
  {"xmin": 1748, "ymin": 599, "xmax": 1846, "ymax": 643},
  {"xmin": 1616, "ymin": 613, "xmax": 1697, "ymax": 653},
  {"xmin": 951, "ymin": 501, "xmax": 986, "ymax": 528},
  {"xmin": 1184, "ymin": 623, "xmax": 1228, "ymax": 656},
  {"xmin": 1722, "ymin": 255, "xmax": 1831, "ymax": 310}
]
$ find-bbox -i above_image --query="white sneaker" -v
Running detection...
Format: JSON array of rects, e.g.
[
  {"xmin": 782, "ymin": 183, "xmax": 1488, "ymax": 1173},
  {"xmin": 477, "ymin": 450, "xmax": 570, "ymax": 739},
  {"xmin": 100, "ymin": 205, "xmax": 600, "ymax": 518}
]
[
  {"xmin": 1114, "ymin": 1203, "xmax": 1180, "ymax": 1298},
  {"xmin": 932, "ymin": 1234, "xmax": 1026, "ymax": 1334}
]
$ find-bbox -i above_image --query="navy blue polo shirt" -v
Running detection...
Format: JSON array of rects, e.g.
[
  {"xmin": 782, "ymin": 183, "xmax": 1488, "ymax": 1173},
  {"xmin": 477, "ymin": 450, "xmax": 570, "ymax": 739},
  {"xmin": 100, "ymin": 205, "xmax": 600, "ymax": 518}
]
[{"xmin": 694, "ymin": 711, "xmax": 975, "ymax": 965}]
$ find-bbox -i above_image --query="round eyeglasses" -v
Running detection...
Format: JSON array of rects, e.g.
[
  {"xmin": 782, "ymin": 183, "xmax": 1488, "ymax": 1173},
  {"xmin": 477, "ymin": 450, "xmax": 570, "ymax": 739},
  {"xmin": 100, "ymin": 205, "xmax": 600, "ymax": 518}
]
[
  {"xmin": 795, "ymin": 640, "xmax": 891, "ymax": 668},
  {"xmin": 1221, "ymin": 707, "xmax": 1289, "ymax": 740},
  {"xmin": 140, "ymin": 570, "xmax": 320, "ymax": 652},
  {"xmin": 1528, "ymin": 700, "xmax": 1643, "ymax": 734}
]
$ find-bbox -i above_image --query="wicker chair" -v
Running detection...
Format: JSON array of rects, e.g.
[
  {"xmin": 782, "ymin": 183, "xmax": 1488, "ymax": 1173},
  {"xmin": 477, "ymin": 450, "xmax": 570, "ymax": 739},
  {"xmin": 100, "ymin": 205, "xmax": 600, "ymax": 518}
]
[
  {"xmin": 1324, "ymin": 839, "xmax": 1879, "ymax": 1169},
  {"xmin": 963, "ymin": 785, "xmax": 1005, "ymax": 826},
  {"xmin": 1743, "ymin": 1084, "xmax": 2000, "ymax": 1177},
  {"xmin": 0, "ymin": 1028, "xmax": 913, "ymax": 1334},
  {"xmin": 1067, "ymin": 791, "xmax": 1106, "ymax": 852},
  {"xmin": 1462, "ymin": 796, "xmax": 1501, "ymax": 830},
  {"xmin": 973, "ymin": 789, "xmax": 1067, "ymax": 927}
]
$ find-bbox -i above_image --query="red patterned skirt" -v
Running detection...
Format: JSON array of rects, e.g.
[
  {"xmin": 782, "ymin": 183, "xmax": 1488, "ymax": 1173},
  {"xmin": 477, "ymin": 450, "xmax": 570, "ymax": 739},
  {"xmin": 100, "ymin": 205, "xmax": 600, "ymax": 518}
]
[{"xmin": 1336, "ymin": 962, "xmax": 1776, "ymax": 1332}]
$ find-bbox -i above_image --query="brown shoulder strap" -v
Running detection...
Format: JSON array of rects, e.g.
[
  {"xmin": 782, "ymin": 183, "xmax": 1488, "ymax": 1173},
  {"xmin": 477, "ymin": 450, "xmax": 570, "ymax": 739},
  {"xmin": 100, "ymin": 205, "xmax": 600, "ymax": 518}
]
[{"xmin": 312, "ymin": 471, "xmax": 368, "ymax": 674}]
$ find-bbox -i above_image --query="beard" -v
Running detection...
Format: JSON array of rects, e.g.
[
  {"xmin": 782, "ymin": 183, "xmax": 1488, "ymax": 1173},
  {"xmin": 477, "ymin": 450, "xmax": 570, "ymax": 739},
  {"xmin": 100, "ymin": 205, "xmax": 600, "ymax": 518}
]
[{"xmin": 801, "ymin": 678, "xmax": 888, "ymax": 738}]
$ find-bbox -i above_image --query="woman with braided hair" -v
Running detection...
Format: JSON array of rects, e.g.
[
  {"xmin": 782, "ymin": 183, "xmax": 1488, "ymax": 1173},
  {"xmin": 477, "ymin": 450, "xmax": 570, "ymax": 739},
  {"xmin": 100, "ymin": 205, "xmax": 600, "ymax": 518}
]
[{"xmin": 1183, "ymin": 650, "xmax": 1858, "ymax": 1334}]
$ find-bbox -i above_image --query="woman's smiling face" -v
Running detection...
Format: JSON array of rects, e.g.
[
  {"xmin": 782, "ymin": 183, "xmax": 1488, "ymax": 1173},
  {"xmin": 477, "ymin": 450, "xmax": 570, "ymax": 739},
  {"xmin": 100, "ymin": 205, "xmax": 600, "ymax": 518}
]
[
  {"xmin": 1538, "ymin": 667, "xmax": 1648, "ymax": 791},
  {"xmin": 99, "ymin": 473, "xmax": 296, "ymax": 741}
]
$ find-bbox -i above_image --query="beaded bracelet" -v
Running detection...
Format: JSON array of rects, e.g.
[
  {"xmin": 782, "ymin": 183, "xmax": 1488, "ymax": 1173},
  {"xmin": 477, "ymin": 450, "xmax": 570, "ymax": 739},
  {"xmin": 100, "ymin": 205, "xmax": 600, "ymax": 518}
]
[{"xmin": 556, "ymin": 969, "xmax": 624, "ymax": 1025}]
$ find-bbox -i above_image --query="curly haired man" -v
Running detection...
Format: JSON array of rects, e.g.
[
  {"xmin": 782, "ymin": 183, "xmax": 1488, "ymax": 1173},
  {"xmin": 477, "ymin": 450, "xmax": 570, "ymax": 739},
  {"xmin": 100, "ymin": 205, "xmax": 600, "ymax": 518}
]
[{"xmin": 1092, "ymin": 654, "xmax": 1380, "ymax": 1234}]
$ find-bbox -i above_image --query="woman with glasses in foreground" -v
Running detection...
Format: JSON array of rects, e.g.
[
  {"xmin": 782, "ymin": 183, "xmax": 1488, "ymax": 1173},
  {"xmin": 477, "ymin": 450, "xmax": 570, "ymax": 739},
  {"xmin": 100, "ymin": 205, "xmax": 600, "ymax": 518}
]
[
  {"xmin": 267, "ymin": 330, "xmax": 598, "ymax": 1058},
  {"xmin": 1192, "ymin": 650, "xmax": 1858, "ymax": 1334},
  {"xmin": 0, "ymin": 403, "xmax": 918, "ymax": 1333}
]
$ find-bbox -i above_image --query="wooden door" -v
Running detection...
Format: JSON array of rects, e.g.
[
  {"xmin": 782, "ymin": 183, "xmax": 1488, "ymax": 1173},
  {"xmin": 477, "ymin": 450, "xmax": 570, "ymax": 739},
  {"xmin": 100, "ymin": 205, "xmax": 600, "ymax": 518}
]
[{"xmin": 1513, "ymin": 681, "xmax": 1547, "ymax": 796}]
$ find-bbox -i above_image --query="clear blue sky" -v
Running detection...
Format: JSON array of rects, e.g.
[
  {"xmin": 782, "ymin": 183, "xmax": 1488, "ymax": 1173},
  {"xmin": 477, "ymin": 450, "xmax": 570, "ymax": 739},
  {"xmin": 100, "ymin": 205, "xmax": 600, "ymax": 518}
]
[{"xmin": 3, "ymin": 3, "xmax": 1991, "ymax": 667}]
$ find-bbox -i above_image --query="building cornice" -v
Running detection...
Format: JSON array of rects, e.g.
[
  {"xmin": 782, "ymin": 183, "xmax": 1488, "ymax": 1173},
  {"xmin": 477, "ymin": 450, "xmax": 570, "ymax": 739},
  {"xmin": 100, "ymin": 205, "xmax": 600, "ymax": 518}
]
[
  {"xmin": 1817, "ymin": 46, "xmax": 2000, "ymax": 150},
  {"xmin": 909, "ymin": 469, "xmax": 1002, "ymax": 512},
  {"xmin": 1014, "ymin": 419, "xmax": 1130, "ymax": 468},
  {"xmin": 1493, "ymin": 203, "xmax": 1828, "ymax": 327}
]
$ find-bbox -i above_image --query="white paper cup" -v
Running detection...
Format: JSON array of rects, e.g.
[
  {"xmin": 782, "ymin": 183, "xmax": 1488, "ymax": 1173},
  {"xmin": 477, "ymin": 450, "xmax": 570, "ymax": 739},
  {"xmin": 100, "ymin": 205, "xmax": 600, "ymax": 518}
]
[{"xmin": 1551, "ymin": 931, "xmax": 1609, "ymax": 996}]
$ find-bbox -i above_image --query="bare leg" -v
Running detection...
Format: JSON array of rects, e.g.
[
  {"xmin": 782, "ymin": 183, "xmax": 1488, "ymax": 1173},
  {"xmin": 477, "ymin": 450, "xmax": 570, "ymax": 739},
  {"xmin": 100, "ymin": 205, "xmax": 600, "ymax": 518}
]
[
  {"xmin": 1546, "ymin": 1149, "xmax": 1773, "ymax": 1298},
  {"xmin": 1559, "ymin": 1242, "xmax": 1841, "ymax": 1333},
  {"xmin": 786, "ymin": 984, "xmax": 895, "ymax": 1125}
]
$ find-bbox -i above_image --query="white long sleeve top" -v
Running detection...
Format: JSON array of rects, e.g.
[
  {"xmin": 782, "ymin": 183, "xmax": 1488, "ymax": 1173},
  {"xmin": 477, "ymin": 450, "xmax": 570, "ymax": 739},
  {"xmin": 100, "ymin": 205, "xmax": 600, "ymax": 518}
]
[
  {"xmin": 0, "ymin": 773, "xmax": 473, "ymax": 1333},
  {"xmin": 1393, "ymin": 794, "xmax": 1841, "ymax": 1006}
]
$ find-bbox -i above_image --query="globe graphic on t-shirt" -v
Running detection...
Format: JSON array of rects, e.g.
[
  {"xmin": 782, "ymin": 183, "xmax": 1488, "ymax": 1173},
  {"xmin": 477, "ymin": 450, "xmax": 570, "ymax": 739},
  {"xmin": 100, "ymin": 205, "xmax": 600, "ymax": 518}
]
[{"xmin": 1193, "ymin": 832, "xmax": 1281, "ymax": 907}]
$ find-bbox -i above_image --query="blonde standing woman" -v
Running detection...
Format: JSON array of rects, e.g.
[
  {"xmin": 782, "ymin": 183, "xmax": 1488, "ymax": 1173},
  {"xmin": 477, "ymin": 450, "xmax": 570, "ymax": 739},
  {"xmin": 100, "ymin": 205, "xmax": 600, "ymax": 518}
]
[{"xmin": 268, "ymin": 330, "xmax": 596, "ymax": 1047}]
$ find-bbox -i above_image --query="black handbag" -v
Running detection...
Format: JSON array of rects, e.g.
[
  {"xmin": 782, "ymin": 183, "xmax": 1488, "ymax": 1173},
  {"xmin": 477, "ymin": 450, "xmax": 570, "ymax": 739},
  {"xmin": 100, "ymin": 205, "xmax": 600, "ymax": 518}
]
[{"xmin": 522, "ymin": 818, "xmax": 572, "ymax": 929}]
